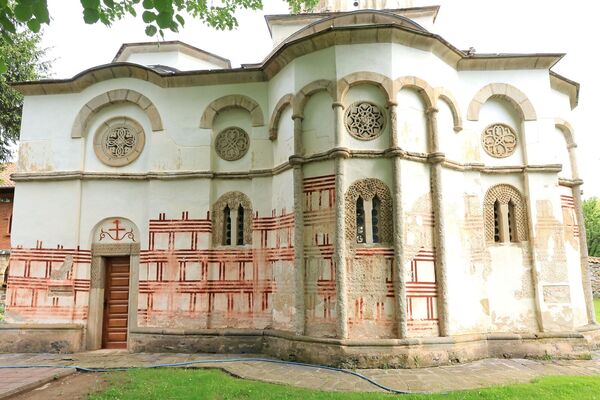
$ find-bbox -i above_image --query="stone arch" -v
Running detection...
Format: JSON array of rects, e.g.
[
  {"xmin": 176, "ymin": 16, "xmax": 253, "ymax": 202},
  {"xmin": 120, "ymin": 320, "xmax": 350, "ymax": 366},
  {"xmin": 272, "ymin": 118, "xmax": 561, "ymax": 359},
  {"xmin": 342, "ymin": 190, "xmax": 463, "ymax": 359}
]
[
  {"xmin": 555, "ymin": 118, "xmax": 576, "ymax": 147},
  {"xmin": 200, "ymin": 94, "xmax": 264, "ymax": 129},
  {"xmin": 292, "ymin": 79, "xmax": 336, "ymax": 118},
  {"xmin": 467, "ymin": 83, "xmax": 537, "ymax": 121},
  {"xmin": 268, "ymin": 93, "xmax": 293, "ymax": 140},
  {"xmin": 555, "ymin": 118, "xmax": 578, "ymax": 179},
  {"xmin": 394, "ymin": 76, "xmax": 435, "ymax": 108},
  {"xmin": 483, "ymin": 184, "xmax": 528, "ymax": 243},
  {"xmin": 435, "ymin": 87, "xmax": 463, "ymax": 132},
  {"xmin": 71, "ymin": 89, "xmax": 163, "ymax": 138},
  {"xmin": 337, "ymin": 71, "xmax": 394, "ymax": 103},
  {"xmin": 212, "ymin": 191, "xmax": 253, "ymax": 246},
  {"xmin": 344, "ymin": 178, "xmax": 393, "ymax": 246}
]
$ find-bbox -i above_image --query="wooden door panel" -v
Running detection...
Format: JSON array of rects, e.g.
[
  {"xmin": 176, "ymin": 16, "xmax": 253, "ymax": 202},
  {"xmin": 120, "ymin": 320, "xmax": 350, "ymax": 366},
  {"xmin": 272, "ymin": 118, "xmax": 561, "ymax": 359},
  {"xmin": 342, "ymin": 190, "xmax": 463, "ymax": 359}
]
[{"xmin": 102, "ymin": 256, "xmax": 130, "ymax": 349}]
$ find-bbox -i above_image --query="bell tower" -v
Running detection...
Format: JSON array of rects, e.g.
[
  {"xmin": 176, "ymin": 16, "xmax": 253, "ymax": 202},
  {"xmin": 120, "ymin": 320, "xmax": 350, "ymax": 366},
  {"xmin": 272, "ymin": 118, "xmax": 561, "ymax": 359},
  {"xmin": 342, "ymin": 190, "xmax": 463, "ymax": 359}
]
[{"xmin": 314, "ymin": 0, "xmax": 415, "ymax": 12}]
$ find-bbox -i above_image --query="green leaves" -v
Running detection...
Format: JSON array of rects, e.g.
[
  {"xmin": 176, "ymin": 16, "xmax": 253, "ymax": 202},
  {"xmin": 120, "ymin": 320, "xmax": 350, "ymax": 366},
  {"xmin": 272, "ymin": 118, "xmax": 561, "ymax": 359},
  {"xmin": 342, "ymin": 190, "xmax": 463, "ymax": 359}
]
[
  {"xmin": 0, "ymin": 31, "xmax": 49, "ymax": 162},
  {"xmin": 144, "ymin": 24, "xmax": 157, "ymax": 36},
  {"xmin": 584, "ymin": 198, "xmax": 600, "ymax": 257},
  {"xmin": 14, "ymin": 4, "xmax": 33, "ymax": 22}
]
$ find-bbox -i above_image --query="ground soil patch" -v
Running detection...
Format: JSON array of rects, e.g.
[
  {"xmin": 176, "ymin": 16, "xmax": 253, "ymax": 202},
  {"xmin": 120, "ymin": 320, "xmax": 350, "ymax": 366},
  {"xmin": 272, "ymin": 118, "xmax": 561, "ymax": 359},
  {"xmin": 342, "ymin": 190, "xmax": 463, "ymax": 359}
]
[{"xmin": 10, "ymin": 371, "xmax": 107, "ymax": 400}]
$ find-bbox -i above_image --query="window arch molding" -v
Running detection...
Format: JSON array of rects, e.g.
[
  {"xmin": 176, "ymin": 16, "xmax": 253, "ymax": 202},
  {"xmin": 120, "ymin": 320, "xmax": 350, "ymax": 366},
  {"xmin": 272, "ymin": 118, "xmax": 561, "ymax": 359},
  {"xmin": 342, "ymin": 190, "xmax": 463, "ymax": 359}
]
[
  {"xmin": 212, "ymin": 191, "xmax": 253, "ymax": 246},
  {"xmin": 345, "ymin": 178, "xmax": 393, "ymax": 245},
  {"xmin": 484, "ymin": 184, "xmax": 528, "ymax": 243}
]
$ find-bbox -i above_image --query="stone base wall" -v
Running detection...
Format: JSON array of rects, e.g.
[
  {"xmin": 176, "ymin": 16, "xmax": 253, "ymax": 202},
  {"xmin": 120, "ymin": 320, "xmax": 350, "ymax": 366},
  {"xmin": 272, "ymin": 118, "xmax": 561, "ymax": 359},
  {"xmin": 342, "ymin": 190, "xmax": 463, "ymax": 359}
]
[
  {"xmin": 0, "ymin": 324, "xmax": 83, "ymax": 353},
  {"xmin": 1, "ymin": 325, "xmax": 598, "ymax": 368},
  {"xmin": 591, "ymin": 257, "xmax": 600, "ymax": 297}
]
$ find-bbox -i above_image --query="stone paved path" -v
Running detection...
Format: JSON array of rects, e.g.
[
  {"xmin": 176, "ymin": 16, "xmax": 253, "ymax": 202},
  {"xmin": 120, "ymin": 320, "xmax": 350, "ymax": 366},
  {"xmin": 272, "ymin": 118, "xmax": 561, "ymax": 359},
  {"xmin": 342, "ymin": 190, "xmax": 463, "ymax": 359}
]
[{"xmin": 0, "ymin": 351, "xmax": 599, "ymax": 397}]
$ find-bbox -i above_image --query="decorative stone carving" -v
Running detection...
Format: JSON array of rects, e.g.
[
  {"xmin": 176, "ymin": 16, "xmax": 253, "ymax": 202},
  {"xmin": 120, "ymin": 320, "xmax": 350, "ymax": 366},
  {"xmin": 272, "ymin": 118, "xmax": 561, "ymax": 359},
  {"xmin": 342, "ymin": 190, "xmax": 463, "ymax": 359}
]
[
  {"xmin": 345, "ymin": 178, "xmax": 393, "ymax": 245},
  {"xmin": 481, "ymin": 123, "xmax": 518, "ymax": 158},
  {"xmin": 344, "ymin": 102, "xmax": 385, "ymax": 140},
  {"xmin": 94, "ymin": 117, "xmax": 145, "ymax": 167},
  {"xmin": 215, "ymin": 127, "xmax": 250, "ymax": 161},
  {"xmin": 484, "ymin": 184, "xmax": 528, "ymax": 243},
  {"xmin": 212, "ymin": 191, "xmax": 253, "ymax": 246}
]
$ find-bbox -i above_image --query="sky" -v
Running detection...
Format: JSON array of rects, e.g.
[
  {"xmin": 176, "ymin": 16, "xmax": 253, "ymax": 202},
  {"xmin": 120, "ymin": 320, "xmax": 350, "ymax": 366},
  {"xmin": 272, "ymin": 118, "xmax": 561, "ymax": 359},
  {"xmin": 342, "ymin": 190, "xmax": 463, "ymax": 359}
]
[{"xmin": 39, "ymin": 0, "xmax": 599, "ymax": 197}]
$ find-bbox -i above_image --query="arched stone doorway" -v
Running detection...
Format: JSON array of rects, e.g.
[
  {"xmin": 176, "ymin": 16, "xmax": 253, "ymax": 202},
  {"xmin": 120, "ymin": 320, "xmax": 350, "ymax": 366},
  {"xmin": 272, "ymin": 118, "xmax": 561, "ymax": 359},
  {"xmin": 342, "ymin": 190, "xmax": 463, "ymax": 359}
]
[{"xmin": 86, "ymin": 217, "xmax": 140, "ymax": 350}]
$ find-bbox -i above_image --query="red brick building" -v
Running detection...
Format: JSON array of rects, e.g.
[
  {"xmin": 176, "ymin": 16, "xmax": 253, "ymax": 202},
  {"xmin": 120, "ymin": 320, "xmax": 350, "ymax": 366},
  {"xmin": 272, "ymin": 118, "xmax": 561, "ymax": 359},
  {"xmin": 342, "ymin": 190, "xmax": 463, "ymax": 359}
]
[{"xmin": 0, "ymin": 163, "xmax": 14, "ymax": 284}]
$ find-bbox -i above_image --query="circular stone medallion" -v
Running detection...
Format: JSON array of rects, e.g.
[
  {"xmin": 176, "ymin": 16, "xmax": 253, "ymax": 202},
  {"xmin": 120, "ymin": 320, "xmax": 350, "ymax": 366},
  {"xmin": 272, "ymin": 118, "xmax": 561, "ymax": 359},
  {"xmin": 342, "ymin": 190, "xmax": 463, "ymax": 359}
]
[
  {"xmin": 215, "ymin": 127, "xmax": 250, "ymax": 161},
  {"xmin": 344, "ymin": 101, "xmax": 386, "ymax": 140},
  {"xmin": 481, "ymin": 123, "xmax": 518, "ymax": 158},
  {"xmin": 94, "ymin": 117, "xmax": 145, "ymax": 167}
]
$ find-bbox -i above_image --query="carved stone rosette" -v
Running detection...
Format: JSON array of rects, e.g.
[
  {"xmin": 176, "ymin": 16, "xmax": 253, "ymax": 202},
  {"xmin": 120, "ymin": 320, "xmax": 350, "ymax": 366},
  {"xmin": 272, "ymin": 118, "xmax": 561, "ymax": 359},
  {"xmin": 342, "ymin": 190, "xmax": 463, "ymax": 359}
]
[
  {"xmin": 484, "ymin": 184, "xmax": 528, "ymax": 242},
  {"xmin": 481, "ymin": 123, "xmax": 518, "ymax": 158},
  {"xmin": 344, "ymin": 101, "xmax": 386, "ymax": 140},
  {"xmin": 215, "ymin": 127, "xmax": 250, "ymax": 161},
  {"xmin": 93, "ymin": 117, "xmax": 145, "ymax": 167},
  {"xmin": 212, "ymin": 191, "xmax": 253, "ymax": 246},
  {"xmin": 344, "ymin": 178, "xmax": 393, "ymax": 245}
]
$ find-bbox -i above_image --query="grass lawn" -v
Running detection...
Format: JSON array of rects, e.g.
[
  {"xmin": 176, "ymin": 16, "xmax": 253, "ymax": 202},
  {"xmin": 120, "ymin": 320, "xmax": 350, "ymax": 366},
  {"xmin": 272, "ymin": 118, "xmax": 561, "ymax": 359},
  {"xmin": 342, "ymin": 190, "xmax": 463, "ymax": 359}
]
[
  {"xmin": 89, "ymin": 368, "xmax": 600, "ymax": 400},
  {"xmin": 595, "ymin": 297, "xmax": 600, "ymax": 322}
]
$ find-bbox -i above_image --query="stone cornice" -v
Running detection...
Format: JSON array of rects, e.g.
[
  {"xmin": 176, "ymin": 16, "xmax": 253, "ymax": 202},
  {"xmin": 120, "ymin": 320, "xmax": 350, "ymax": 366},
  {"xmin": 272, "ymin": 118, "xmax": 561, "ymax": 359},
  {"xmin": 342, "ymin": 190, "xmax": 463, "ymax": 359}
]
[
  {"xmin": 11, "ymin": 151, "xmax": 566, "ymax": 182},
  {"xmin": 12, "ymin": 16, "xmax": 571, "ymax": 100}
]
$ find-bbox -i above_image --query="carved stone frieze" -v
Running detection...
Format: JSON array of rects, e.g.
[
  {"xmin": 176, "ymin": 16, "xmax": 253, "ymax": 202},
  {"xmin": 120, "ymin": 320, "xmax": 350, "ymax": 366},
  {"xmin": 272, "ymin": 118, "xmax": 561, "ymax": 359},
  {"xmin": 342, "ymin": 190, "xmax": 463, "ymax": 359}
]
[
  {"xmin": 215, "ymin": 127, "xmax": 250, "ymax": 161},
  {"xmin": 212, "ymin": 191, "xmax": 253, "ymax": 246},
  {"xmin": 481, "ymin": 123, "xmax": 518, "ymax": 158},
  {"xmin": 94, "ymin": 117, "xmax": 145, "ymax": 167},
  {"xmin": 344, "ymin": 102, "xmax": 385, "ymax": 140}
]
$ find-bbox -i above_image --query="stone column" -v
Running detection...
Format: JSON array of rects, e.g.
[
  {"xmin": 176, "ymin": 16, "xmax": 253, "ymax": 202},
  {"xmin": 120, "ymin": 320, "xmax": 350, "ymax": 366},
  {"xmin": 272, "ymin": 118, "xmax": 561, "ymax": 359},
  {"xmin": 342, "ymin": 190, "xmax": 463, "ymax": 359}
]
[
  {"xmin": 332, "ymin": 102, "xmax": 349, "ymax": 339},
  {"xmin": 521, "ymin": 170, "xmax": 545, "ymax": 332},
  {"xmin": 565, "ymin": 141, "xmax": 592, "ymax": 323},
  {"xmin": 426, "ymin": 107, "xmax": 450, "ymax": 336},
  {"xmin": 573, "ymin": 182, "xmax": 596, "ymax": 324},
  {"xmin": 388, "ymin": 102, "xmax": 407, "ymax": 338},
  {"xmin": 291, "ymin": 115, "xmax": 306, "ymax": 335}
]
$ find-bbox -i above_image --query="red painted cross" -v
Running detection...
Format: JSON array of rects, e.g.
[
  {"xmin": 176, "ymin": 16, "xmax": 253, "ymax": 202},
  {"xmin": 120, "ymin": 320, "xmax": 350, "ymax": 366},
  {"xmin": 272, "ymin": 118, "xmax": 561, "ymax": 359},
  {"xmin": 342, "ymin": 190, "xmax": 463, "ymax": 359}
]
[{"xmin": 109, "ymin": 219, "xmax": 124, "ymax": 240}]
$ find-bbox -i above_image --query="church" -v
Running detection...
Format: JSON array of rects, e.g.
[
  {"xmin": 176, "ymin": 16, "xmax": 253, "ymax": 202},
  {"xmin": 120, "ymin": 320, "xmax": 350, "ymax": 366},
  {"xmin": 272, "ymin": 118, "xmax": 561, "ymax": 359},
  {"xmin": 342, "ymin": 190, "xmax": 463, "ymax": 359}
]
[{"xmin": 2, "ymin": 0, "xmax": 597, "ymax": 367}]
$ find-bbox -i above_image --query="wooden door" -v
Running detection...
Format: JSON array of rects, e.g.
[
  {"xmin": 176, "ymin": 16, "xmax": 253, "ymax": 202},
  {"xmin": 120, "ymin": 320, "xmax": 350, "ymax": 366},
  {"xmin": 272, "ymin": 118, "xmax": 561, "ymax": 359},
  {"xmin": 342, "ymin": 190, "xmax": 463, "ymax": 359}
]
[{"xmin": 102, "ymin": 256, "xmax": 130, "ymax": 349}]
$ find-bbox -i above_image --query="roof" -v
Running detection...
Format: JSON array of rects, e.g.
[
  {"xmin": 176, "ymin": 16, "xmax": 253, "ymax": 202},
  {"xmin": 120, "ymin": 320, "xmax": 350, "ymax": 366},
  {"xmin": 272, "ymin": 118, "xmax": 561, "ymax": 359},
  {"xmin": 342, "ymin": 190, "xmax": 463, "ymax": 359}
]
[
  {"xmin": 264, "ymin": 6, "xmax": 439, "ymax": 37},
  {"xmin": 112, "ymin": 40, "xmax": 232, "ymax": 69},
  {"xmin": 0, "ymin": 163, "xmax": 15, "ymax": 188},
  {"xmin": 10, "ymin": 9, "xmax": 578, "ymax": 107}
]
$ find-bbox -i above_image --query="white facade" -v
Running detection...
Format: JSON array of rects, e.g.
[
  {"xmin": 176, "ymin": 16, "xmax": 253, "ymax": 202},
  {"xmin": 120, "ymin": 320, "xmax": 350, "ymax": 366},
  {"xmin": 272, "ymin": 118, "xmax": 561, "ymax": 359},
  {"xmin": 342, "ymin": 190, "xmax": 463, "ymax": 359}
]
[{"xmin": 4, "ymin": 5, "xmax": 595, "ymax": 358}]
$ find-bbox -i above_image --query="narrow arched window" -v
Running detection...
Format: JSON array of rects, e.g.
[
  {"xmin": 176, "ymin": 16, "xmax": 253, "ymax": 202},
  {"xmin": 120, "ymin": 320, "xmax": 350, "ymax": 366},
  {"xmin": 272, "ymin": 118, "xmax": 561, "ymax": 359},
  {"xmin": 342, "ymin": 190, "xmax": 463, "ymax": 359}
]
[
  {"xmin": 237, "ymin": 205, "xmax": 244, "ymax": 245},
  {"xmin": 371, "ymin": 195, "xmax": 381, "ymax": 243},
  {"xmin": 223, "ymin": 206, "xmax": 231, "ymax": 245},
  {"xmin": 356, "ymin": 196, "xmax": 365, "ymax": 244},
  {"xmin": 484, "ymin": 184, "xmax": 528, "ymax": 244},
  {"xmin": 493, "ymin": 200, "xmax": 501, "ymax": 243},
  {"xmin": 508, "ymin": 199, "xmax": 516, "ymax": 242}
]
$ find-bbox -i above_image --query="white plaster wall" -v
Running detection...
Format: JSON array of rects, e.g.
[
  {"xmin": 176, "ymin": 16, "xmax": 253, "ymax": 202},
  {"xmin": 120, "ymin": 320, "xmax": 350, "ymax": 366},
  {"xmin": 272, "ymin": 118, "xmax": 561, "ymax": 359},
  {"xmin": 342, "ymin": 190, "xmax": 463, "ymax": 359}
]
[
  {"xmin": 442, "ymin": 169, "xmax": 491, "ymax": 334},
  {"xmin": 126, "ymin": 51, "xmax": 226, "ymax": 71},
  {"xmin": 302, "ymin": 91, "xmax": 335, "ymax": 155},
  {"xmin": 396, "ymin": 89, "xmax": 428, "ymax": 153},
  {"xmin": 11, "ymin": 181, "xmax": 80, "ymax": 248},
  {"xmin": 273, "ymin": 106, "xmax": 294, "ymax": 166},
  {"xmin": 481, "ymin": 174, "xmax": 537, "ymax": 333},
  {"xmin": 79, "ymin": 180, "xmax": 149, "ymax": 249}
]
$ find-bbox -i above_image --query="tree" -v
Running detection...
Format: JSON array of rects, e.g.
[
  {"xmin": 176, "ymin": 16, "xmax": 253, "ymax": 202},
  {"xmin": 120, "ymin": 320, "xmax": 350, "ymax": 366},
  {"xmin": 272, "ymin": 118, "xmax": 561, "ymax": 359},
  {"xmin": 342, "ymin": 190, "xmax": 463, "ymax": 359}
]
[
  {"xmin": 0, "ymin": 0, "xmax": 320, "ymax": 72},
  {"xmin": 583, "ymin": 197, "xmax": 600, "ymax": 257},
  {"xmin": 0, "ymin": 31, "xmax": 49, "ymax": 162}
]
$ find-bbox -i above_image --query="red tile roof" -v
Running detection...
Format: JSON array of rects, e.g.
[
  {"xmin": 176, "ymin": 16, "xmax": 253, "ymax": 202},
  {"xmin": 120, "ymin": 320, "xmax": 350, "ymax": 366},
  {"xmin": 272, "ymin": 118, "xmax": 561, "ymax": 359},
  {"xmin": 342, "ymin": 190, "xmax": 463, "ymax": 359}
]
[{"xmin": 0, "ymin": 163, "xmax": 15, "ymax": 188}]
